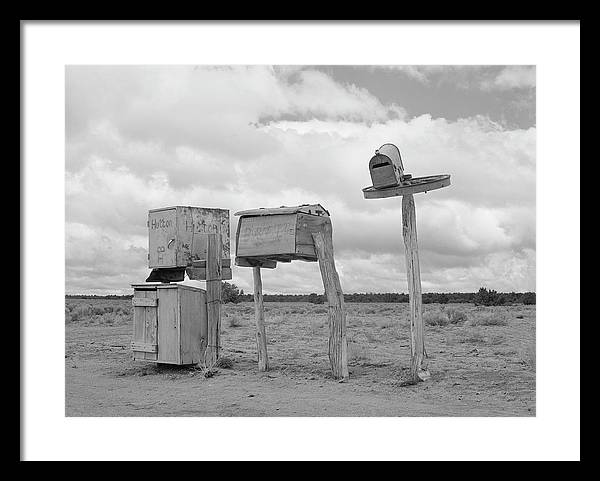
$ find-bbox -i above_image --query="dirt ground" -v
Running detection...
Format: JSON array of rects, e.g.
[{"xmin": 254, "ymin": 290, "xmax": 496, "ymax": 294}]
[{"xmin": 65, "ymin": 300, "xmax": 535, "ymax": 417}]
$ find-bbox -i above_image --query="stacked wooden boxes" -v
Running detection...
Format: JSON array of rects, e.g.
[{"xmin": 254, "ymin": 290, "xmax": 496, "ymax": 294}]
[{"xmin": 133, "ymin": 205, "xmax": 232, "ymax": 365}]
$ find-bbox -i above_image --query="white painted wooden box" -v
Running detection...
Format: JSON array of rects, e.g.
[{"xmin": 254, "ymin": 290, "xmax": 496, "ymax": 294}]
[
  {"xmin": 148, "ymin": 206, "xmax": 230, "ymax": 269},
  {"xmin": 131, "ymin": 283, "xmax": 207, "ymax": 365}
]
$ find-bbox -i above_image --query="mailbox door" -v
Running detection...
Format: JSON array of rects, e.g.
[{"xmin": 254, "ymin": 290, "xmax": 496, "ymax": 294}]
[
  {"xmin": 178, "ymin": 287, "xmax": 208, "ymax": 365},
  {"xmin": 157, "ymin": 287, "xmax": 181, "ymax": 364},
  {"xmin": 132, "ymin": 288, "xmax": 158, "ymax": 361},
  {"xmin": 370, "ymin": 160, "xmax": 399, "ymax": 189},
  {"xmin": 148, "ymin": 208, "xmax": 178, "ymax": 268}
]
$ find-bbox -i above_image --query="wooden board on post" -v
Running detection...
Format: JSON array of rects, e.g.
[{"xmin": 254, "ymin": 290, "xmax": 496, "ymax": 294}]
[
  {"xmin": 205, "ymin": 232, "xmax": 222, "ymax": 367},
  {"xmin": 402, "ymin": 194, "xmax": 429, "ymax": 382},
  {"xmin": 311, "ymin": 220, "xmax": 349, "ymax": 381},
  {"xmin": 252, "ymin": 267, "xmax": 269, "ymax": 372}
]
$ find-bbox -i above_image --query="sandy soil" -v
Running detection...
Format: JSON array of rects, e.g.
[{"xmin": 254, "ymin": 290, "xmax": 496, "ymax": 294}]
[{"xmin": 65, "ymin": 301, "xmax": 535, "ymax": 417}]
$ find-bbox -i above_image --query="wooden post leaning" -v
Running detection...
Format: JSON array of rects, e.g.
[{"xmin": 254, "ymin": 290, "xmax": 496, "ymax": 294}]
[
  {"xmin": 252, "ymin": 266, "xmax": 269, "ymax": 371},
  {"xmin": 205, "ymin": 232, "xmax": 223, "ymax": 367},
  {"xmin": 312, "ymin": 221, "xmax": 349, "ymax": 380}
]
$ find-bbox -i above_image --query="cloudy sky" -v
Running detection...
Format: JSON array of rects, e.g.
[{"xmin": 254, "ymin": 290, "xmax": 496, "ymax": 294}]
[{"xmin": 65, "ymin": 65, "xmax": 535, "ymax": 295}]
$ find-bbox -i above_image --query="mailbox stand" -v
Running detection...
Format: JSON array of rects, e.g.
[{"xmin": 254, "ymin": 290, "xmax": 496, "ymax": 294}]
[
  {"xmin": 135, "ymin": 206, "xmax": 230, "ymax": 367},
  {"xmin": 363, "ymin": 144, "xmax": 451, "ymax": 383},
  {"xmin": 234, "ymin": 204, "xmax": 349, "ymax": 380}
]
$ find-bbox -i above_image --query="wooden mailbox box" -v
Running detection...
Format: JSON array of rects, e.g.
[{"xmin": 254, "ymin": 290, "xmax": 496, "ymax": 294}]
[
  {"xmin": 369, "ymin": 143, "xmax": 406, "ymax": 189},
  {"xmin": 148, "ymin": 206, "xmax": 231, "ymax": 281},
  {"xmin": 131, "ymin": 283, "xmax": 207, "ymax": 365},
  {"xmin": 234, "ymin": 204, "xmax": 330, "ymax": 267}
]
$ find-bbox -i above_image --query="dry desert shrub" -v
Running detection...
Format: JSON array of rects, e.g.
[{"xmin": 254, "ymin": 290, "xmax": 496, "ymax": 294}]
[
  {"xmin": 445, "ymin": 307, "xmax": 469, "ymax": 324},
  {"xmin": 376, "ymin": 318, "xmax": 396, "ymax": 330},
  {"xmin": 520, "ymin": 343, "xmax": 536, "ymax": 370},
  {"xmin": 468, "ymin": 311, "xmax": 509, "ymax": 327},
  {"xmin": 424, "ymin": 310, "xmax": 450, "ymax": 326},
  {"xmin": 307, "ymin": 317, "xmax": 325, "ymax": 335},
  {"xmin": 459, "ymin": 329, "xmax": 487, "ymax": 344},
  {"xmin": 215, "ymin": 357, "xmax": 234, "ymax": 369}
]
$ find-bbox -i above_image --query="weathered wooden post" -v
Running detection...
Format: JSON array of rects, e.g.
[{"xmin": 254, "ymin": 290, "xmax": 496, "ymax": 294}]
[
  {"xmin": 234, "ymin": 204, "xmax": 348, "ymax": 380},
  {"xmin": 205, "ymin": 232, "xmax": 222, "ymax": 366},
  {"xmin": 312, "ymin": 223, "xmax": 349, "ymax": 380},
  {"xmin": 363, "ymin": 144, "xmax": 451, "ymax": 383},
  {"xmin": 402, "ymin": 194, "xmax": 426, "ymax": 381},
  {"xmin": 252, "ymin": 266, "xmax": 269, "ymax": 371}
]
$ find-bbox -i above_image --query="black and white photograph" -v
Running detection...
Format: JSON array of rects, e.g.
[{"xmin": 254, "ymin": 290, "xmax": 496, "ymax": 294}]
[{"xmin": 22, "ymin": 22, "xmax": 580, "ymax": 461}]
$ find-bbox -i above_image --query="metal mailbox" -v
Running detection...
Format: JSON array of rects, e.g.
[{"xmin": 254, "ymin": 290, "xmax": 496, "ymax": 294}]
[{"xmin": 368, "ymin": 143, "xmax": 406, "ymax": 189}]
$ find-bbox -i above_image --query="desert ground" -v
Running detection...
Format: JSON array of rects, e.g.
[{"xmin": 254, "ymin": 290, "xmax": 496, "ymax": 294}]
[{"xmin": 65, "ymin": 299, "xmax": 535, "ymax": 417}]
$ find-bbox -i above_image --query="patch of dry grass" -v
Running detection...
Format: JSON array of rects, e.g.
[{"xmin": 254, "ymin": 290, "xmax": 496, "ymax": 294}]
[
  {"xmin": 467, "ymin": 311, "xmax": 509, "ymax": 326},
  {"xmin": 227, "ymin": 315, "xmax": 242, "ymax": 328},
  {"xmin": 445, "ymin": 307, "xmax": 469, "ymax": 324},
  {"xmin": 348, "ymin": 342, "xmax": 371, "ymax": 362},
  {"xmin": 519, "ymin": 342, "xmax": 536, "ymax": 370},
  {"xmin": 66, "ymin": 299, "xmax": 132, "ymax": 326},
  {"xmin": 424, "ymin": 311, "xmax": 450, "ymax": 326}
]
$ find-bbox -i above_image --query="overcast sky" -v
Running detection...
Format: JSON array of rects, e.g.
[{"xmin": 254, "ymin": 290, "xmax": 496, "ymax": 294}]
[{"xmin": 65, "ymin": 65, "xmax": 535, "ymax": 295}]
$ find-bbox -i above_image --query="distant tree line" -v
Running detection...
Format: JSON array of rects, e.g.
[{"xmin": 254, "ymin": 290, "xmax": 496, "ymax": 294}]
[
  {"xmin": 233, "ymin": 287, "xmax": 535, "ymax": 306},
  {"xmin": 66, "ymin": 285, "xmax": 535, "ymax": 306},
  {"xmin": 66, "ymin": 294, "xmax": 133, "ymax": 300}
]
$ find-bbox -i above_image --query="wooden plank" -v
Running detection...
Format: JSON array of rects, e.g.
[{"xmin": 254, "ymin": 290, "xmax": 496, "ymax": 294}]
[
  {"xmin": 234, "ymin": 204, "xmax": 329, "ymax": 217},
  {"xmin": 157, "ymin": 287, "xmax": 180, "ymax": 364},
  {"xmin": 144, "ymin": 290, "xmax": 158, "ymax": 360},
  {"xmin": 175, "ymin": 206, "xmax": 230, "ymax": 267},
  {"xmin": 205, "ymin": 233, "xmax": 222, "ymax": 366},
  {"xmin": 185, "ymin": 267, "xmax": 232, "ymax": 281},
  {"xmin": 191, "ymin": 258, "xmax": 231, "ymax": 268},
  {"xmin": 148, "ymin": 208, "xmax": 178, "ymax": 268},
  {"xmin": 178, "ymin": 287, "xmax": 207, "ymax": 365},
  {"xmin": 131, "ymin": 341, "xmax": 157, "ymax": 353},
  {"xmin": 402, "ymin": 194, "xmax": 429, "ymax": 382},
  {"xmin": 236, "ymin": 214, "xmax": 297, "ymax": 257},
  {"xmin": 311, "ymin": 220, "xmax": 349, "ymax": 381},
  {"xmin": 252, "ymin": 267, "xmax": 269, "ymax": 372},
  {"xmin": 132, "ymin": 297, "xmax": 158, "ymax": 307},
  {"xmin": 132, "ymin": 288, "xmax": 158, "ymax": 361},
  {"xmin": 234, "ymin": 257, "xmax": 277, "ymax": 269}
]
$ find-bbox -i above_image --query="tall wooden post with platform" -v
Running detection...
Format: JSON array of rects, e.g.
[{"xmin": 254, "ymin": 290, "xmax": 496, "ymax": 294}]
[
  {"xmin": 362, "ymin": 144, "xmax": 451, "ymax": 383},
  {"xmin": 234, "ymin": 204, "xmax": 349, "ymax": 380}
]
